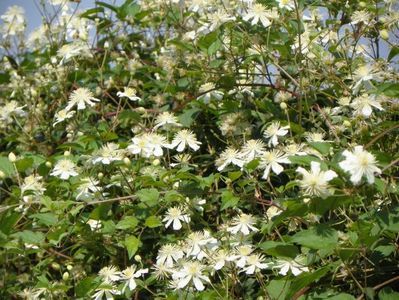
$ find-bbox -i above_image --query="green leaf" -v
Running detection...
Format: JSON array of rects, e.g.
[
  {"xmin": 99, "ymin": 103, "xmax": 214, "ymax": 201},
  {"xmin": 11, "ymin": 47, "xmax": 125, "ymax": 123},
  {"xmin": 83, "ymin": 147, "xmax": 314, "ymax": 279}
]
[
  {"xmin": 260, "ymin": 241, "xmax": 299, "ymax": 259},
  {"xmin": 378, "ymin": 287, "xmax": 399, "ymax": 300},
  {"xmin": 75, "ymin": 276, "xmax": 98, "ymax": 297},
  {"xmin": 136, "ymin": 188, "xmax": 159, "ymax": 207},
  {"xmin": 0, "ymin": 156, "xmax": 15, "ymax": 177},
  {"xmin": 30, "ymin": 213, "xmax": 58, "ymax": 226},
  {"xmin": 286, "ymin": 266, "xmax": 331, "ymax": 299},
  {"xmin": 178, "ymin": 108, "xmax": 201, "ymax": 127},
  {"xmin": 0, "ymin": 212, "xmax": 20, "ymax": 235},
  {"xmin": 290, "ymin": 224, "xmax": 338, "ymax": 250},
  {"xmin": 228, "ymin": 171, "xmax": 242, "ymax": 181},
  {"xmin": 388, "ymin": 46, "xmax": 399, "ymax": 62},
  {"xmin": 177, "ymin": 78, "xmax": 189, "ymax": 88},
  {"xmin": 13, "ymin": 230, "xmax": 45, "ymax": 244},
  {"xmin": 288, "ymin": 155, "xmax": 321, "ymax": 166},
  {"xmin": 308, "ymin": 142, "xmax": 332, "ymax": 155},
  {"xmin": 221, "ymin": 190, "xmax": 239, "ymax": 210},
  {"xmin": 15, "ymin": 158, "xmax": 34, "ymax": 172},
  {"xmin": 327, "ymin": 294, "xmax": 356, "ymax": 300},
  {"xmin": 116, "ymin": 216, "xmax": 138, "ymax": 230},
  {"xmin": 145, "ymin": 216, "xmax": 162, "ymax": 228},
  {"xmin": 125, "ymin": 235, "xmax": 141, "ymax": 259},
  {"xmin": 266, "ymin": 279, "xmax": 291, "ymax": 300}
]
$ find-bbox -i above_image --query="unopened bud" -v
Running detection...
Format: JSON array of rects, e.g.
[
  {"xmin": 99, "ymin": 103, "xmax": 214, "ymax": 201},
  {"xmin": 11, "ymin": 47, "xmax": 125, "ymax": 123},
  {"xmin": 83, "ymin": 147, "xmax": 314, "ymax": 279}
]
[
  {"xmin": 123, "ymin": 157, "xmax": 131, "ymax": 166},
  {"xmin": 45, "ymin": 161, "xmax": 52, "ymax": 168},
  {"xmin": 280, "ymin": 102, "xmax": 288, "ymax": 110},
  {"xmin": 0, "ymin": 170, "xmax": 5, "ymax": 179},
  {"xmin": 380, "ymin": 29, "xmax": 389, "ymax": 40},
  {"xmin": 62, "ymin": 272, "xmax": 69, "ymax": 281},
  {"xmin": 8, "ymin": 152, "xmax": 17, "ymax": 162},
  {"xmin": 134, "ymin": 255, "xmax": 141, "ymax": 262},
  {"xmin": 67, "ymin": 265, "xmax": 73, "ymax": 271},
  {"xmin": 152, "ymin": 159, "xmax": 160, "ymax": 166},
  {"xmin": 64, "ymin": 151, "xmax": 70, "ymax": 156},
  {"xmin": 51, "ymin": 262, "xmax": 60, "ymax": 270},
  {"xmin": 98, "ymin": 172, "xmax": 104, "ymax": 179}
]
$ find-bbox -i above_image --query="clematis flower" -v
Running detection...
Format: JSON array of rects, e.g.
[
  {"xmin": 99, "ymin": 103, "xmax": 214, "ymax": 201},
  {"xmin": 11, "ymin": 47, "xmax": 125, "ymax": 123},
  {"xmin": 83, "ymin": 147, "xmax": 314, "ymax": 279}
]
[
  {"xmin": 296, "ymin": 161, "xmax": 337, "ymax": 198},
  {"xmin": 339, "ymin": 145, "xmax": 381, "ymax": 185}
]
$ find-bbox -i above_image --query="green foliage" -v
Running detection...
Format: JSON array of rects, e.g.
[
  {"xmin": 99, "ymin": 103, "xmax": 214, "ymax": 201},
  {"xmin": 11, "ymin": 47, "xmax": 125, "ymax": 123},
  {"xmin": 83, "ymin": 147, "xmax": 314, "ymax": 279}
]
[{"xmin": 0, "ymin": 0, "xmax": 398, "ymax": 298}]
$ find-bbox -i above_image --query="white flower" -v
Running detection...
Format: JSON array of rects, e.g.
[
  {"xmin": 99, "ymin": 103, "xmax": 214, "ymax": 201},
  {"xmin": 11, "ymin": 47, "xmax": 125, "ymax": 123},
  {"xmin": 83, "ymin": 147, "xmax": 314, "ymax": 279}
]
[
  {"xmin": 154, "ymin": 112, "xmax": 181, "ymax": 130},
  {"xmin": 351, "ymin": 64, "xmax": 380, "ymax": 92},
  {"xmin": 172, "ymin": 261, "xmax": 210, "ymax": 291},
  {"xmin": 50, "ymin": 159, "xmax": 78, "ymax": 180},
  {"xmin": 168, "ymin": 130, "xmax": 202, "ymax": 152},
  {"xmin": 273, "ymin": 257, "xmax": 309, "ymax": 276},
  {"xmin": 57, "ymin": 42, "xmax": 93, "ymax": 64},
  {"xmin": 163, "ymin": 206, "xmax": 191, "ymax": 230},
  {"xmin": 98, "ymin": 265, "xmax": 121, "ymax": 283},
  {"xmin": 296, "ymin": 161, "xmax": 337, "ymax": 198},
  {"xmin": 117, "ymin": 87, "xmax": 141, "ymax": 101},
  {"xmin": 216, "ymin": 147, "xmax": 244, "ymax": 171},
  {"xmin": 53, "ymin": 109, "xmax": 75, "ymax": 126},
  {"xmin": 198, "ymin": 83, "xmax": 224, "ymax": 102},
  {"xmin": 92, "ymin": 284, "xmax": 120, "ymax": 300},
  {"xmin": 184, "ymin": 230, "xmax": 218, "ymax": 260},
  {"xmin": 259, "ymin": 150, "xmax": 290, "ymax": 179},
  {"xmin": 304, "ymin": 132, "xmax": 325, "ymax": 142},
  {"xmin": 87, "ymin": 219, "xmax": 102, "ymax": 231},
  {"xmin": 156, "ymin": 244, "xmax": 184, "ymax": 267},
  {"xmin": 76, "ymin": 177, "xmax": 102, "ymax": 200},
  {"xmin": 227, "ymin": 213, "xmax": 258, "ymax": 235},
  {"xmin": 120, "ymin": 265, "xmax": 148, "ymax": 292},
  {"xmin": 0, "ymin": 100, "xmax": 26, "ymax": 124},
  {"xmin": 1, "ymin": 6, "xmax": 25, "ymax": 25},
  {"xmin": 240, "ymin": 139, "xmax": 267, "ymax": 162},
  {"xmin": 241, "ymin": 254, "xmax": 269, "ymax": 274},
  {"xmin": 263, "ymin": 122, "xmax": 289, "ymax": 147},
  {"xmin": 21, "ymin": 175, "xmax": 45, "ymax": 196},
  {"xmin": 339, "ymin": 146, "xmax": 381, "ymax": 185},
  {"xmin": 212, "ymin": 249, "xmax": 230, "ymax": 270},
  {"xmin": 92, "ymin": 143, "xmax": 123, "ymax": 165},
  {"xmin": 350, "ymin": 94, "xmax": 383, "ymax": 118},
  {"xmin": 202, "ymin": 9, "xmax": 235, "ymax": 32},
  {"xmin": 284, "ymin": 143, "xmax": 307, "ymax": 156},
  {"xmin": 128, "ymin": 134, "xmax": 152, "ymax": 157},
  {"xmin": 66, "ymin": 88, "xmax": 100, "ymax": 111},
  {"xmin": 277, "ymin": 0, "xmax": 295, "ymax": 11},
  {"xmin": 243, "ymin": 4, "xmax": 272, "ymax": 27},
  {"xmin": 228, "ymin": 245, "xmax": 254, "ymax": 268},
  {"xmin": 146, "ymin": 132, "xmax": 170, "ymax": 157}
]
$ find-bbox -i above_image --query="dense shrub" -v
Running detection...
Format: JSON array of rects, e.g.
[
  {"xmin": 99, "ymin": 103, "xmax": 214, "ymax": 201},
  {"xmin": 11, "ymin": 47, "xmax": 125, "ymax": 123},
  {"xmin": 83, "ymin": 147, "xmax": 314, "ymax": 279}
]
[{"xmin": 0, "ymin": 0, "xmax": 399, "ymax": 299}]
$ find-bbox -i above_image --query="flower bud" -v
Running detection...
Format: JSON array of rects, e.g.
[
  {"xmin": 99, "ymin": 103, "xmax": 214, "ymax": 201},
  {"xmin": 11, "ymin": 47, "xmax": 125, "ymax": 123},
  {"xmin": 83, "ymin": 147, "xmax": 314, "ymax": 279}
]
[
  {"xmin": 8, "ymin": 152, "xmax": 17, "ymax": 162},
  {"xmin": 45, "ymin": 161, "xmax": 52, "ymax": 168},
  {"xmin": 0, "ymin": 170, "xmax": 5, "ymax": 179},
  {"xmin": 280, "ymin": 102, "xmax": 288, "ymax": 110},
  {"xmin": 98, "ymin": 172, "xmax": 104, "ymax": 179},
  {"xmin": 62, "ymin": 272, "xmax": 69, "ymax": 281},
  {"xmin": 343, "ymin": 120, "xmax": 351, "ymax": 127},
  {"xmin": 67, "ymin": 265, "xmax": 73, "ymax": 271},
  {"xmin": 51, "ymin": 262, "xmax": 61, "ymax": 270},
  {"xmin": 152, "ymin": 159, "xmax": 160, "ymax": 166},
  {"xmin": 123, "ymin": 157, "xmax": 131, "ymax": 166},
  {"xmin": 64, "ymin": 151, "xmax": 70, "ymax": 156},
  {"xmin": 134, "ymin": 255, "xmax": 141, "ymax": 262},
  {"xmin": 380, "ymin": 29, "xmax": 389, "ymax": 40}
]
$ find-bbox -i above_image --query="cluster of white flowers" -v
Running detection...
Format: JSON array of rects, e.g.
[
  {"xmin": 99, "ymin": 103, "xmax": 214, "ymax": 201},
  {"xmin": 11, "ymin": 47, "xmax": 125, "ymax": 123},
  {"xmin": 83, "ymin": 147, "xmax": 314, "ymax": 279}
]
[
  {"xmin": 93, "ymin": 265, "xmax": 148, "ymax": 299},
  {"xmin": 0, "ymin": 5, "xmax": 25, "ymax": 37},
  {"xmin": 150, "ymin": 211, "xmax": 312, "ymax": 292}
]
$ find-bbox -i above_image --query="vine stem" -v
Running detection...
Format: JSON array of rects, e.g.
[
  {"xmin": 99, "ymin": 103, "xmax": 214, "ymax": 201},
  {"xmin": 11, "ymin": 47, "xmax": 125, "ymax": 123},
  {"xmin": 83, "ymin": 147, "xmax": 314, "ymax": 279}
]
[{"xmin": 356, "ymin": 275, "xmax": 399, "ymax": 300}]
